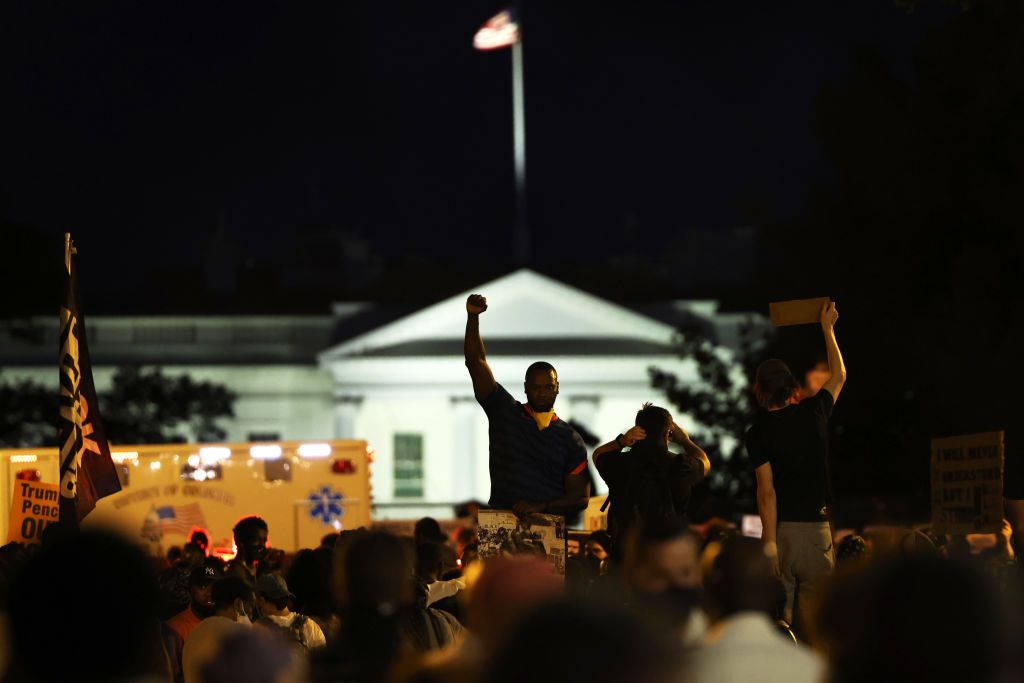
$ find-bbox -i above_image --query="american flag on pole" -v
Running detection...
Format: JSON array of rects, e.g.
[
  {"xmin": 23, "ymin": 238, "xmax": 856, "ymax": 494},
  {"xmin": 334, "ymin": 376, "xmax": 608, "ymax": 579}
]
[
  {"xmin": 58, "ymin": 234, "xmax": 121, "ymax": 525},
  {"xmin": 473, "ymin": 8, "xmax": 520, "ymax": 50},
  {"xmin": 153, "ymin": 504, "xmax": 207, "ymax": 536}
]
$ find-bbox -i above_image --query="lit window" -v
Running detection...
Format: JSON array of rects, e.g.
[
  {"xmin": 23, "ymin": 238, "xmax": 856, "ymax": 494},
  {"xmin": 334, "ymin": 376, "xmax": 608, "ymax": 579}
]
[{"xmin": 393, "ymin": 433, "xmax": 424, "ymax": 499}]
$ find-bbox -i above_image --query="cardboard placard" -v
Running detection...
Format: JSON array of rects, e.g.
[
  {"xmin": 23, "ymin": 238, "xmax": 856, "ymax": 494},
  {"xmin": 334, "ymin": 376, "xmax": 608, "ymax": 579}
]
[
  {"xmin": 7, "ymin": 481, "xmax": 61, "ymax": 544},
  {"xmin": 477, "ymin": 510, "xmax": 567, "ymax": 575},
  {"xmin": 931, "ymin": 431, "xmax": 1004, "ymax": 534},
  {"xmin": 769, "ymin": 297, "xmax": 831, "ymax": 327}
]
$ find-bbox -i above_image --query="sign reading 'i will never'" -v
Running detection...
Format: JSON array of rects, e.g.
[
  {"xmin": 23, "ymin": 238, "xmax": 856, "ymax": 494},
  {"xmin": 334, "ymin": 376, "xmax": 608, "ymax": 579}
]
[{"xmin": 931, "ymin": 431, "xmax": 1004, "ymax": 534}]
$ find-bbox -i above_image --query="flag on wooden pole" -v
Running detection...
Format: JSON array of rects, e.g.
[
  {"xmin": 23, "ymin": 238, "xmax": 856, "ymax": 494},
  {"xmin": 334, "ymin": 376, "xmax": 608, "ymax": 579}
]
[{"xmin": 58, "ymin": 234, "xmax": 121, "ymax": 525}]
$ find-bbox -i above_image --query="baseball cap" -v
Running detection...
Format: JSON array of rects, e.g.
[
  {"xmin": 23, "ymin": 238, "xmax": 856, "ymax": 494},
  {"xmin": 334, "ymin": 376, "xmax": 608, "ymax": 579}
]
[
  {"xmin": 189, "ymin": 564, "xmax": 222, "ymax": 587},
  {"xmin": 255, "ymin": 573, "xmax": 294, "ymax": 601}
]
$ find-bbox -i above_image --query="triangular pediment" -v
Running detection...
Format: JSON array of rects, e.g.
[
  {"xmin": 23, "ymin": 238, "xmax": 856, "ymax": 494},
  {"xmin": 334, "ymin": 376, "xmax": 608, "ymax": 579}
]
[{"xmin": 320, "ymin": 269, "xmax": 678, "ymax": 361}]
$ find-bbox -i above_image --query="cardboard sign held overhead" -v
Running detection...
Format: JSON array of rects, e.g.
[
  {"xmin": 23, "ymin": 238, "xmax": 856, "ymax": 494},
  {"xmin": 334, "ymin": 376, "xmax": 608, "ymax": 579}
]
[
  {"xmin": 931, "ymin": 431, "xmax": 1004, "ymax": 535},
  {"xmin": 7, "ymin": 481, "xmax": 61, "ymax": 545},
  {"xmin": 769, "ymin": 297, "xmax": 831, "ymax": 327}
]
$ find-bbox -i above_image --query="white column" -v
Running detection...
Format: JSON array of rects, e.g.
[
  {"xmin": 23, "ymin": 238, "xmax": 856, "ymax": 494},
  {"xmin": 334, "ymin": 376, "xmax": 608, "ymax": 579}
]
[
  {"xmin": 333, "ymin": 396, "xmax": 363, "ymax": 439},
  {"xmin": 451, "ymin": 396, "xmax": 477, "ymax": 503}
]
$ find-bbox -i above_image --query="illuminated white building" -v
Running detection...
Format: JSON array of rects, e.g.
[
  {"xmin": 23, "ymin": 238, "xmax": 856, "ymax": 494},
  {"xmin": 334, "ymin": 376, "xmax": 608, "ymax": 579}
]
[{"xmin": 0, "ymin": 269, "xmax": 759, "ymax": 518}]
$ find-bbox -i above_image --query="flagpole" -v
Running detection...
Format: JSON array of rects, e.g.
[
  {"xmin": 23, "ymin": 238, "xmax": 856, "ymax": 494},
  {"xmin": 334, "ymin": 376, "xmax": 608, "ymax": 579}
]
[{"xmin": 512, "ymin": 34, "xmax": 529, "ymax": 265}]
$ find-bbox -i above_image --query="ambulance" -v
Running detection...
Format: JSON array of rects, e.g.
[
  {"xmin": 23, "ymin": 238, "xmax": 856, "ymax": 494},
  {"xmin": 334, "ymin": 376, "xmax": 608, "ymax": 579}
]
[{"xmin": 0, "ymin": 439, "xmax": 372, "ymax": 554}]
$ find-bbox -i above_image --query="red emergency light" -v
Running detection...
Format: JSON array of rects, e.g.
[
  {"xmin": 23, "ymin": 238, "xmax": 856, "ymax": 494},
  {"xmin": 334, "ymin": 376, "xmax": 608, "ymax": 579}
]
[{"xmin": 331, "ymin": 458, "xmax": 357, "ymax": 474}]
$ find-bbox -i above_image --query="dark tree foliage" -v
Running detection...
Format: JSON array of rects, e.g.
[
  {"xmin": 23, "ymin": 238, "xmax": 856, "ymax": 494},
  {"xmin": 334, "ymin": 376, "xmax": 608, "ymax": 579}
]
[
  {"xmin": 0, "ymin": 380, "xmax": 60, "ymax": 447},
  {"xmin": 760, "ymin": 0, "xmax": 1024, "ymax": 518},
  {"xmin": 100, "ymin": 367, "xmax": 236, "ymax": 444},
  {"xmin": 0, "ymin": 367, "xmax": 235, "ymax": 447},
  {"xmin": 649, "ymin": 320, "xmax": 768, "ymax": 518}
]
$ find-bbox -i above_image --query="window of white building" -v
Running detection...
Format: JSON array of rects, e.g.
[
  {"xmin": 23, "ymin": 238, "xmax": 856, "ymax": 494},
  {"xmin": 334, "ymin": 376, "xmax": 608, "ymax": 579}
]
[{"xmin": 393, "ymin": 433, "xmax": 424, "ymax": 499}]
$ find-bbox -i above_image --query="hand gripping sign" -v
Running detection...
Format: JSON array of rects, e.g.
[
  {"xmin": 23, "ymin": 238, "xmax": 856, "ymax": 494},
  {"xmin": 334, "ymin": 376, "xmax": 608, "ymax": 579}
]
[{"xmin": 7, "ymin": 481, "xmax": 62, "ymax": 544}]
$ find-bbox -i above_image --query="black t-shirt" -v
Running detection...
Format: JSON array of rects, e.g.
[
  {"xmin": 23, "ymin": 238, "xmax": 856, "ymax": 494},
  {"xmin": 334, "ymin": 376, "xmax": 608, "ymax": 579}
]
[
  {"xmin": 595, "ymin": 441, "xmax": 705, "ymax": 544},
  {"xmin": 745, "ymin": 389, "xmax": 834, "ymax": 522},
  {"xmin": 480, "ymin": 383, "xmax": 588, "ymax": 510}
]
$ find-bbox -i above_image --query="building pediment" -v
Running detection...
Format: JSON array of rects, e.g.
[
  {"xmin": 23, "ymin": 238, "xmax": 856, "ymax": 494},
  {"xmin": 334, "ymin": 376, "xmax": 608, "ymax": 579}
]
[{"xmin": 319, "ymin": 269, "xmax": 679, "ymax": 363}]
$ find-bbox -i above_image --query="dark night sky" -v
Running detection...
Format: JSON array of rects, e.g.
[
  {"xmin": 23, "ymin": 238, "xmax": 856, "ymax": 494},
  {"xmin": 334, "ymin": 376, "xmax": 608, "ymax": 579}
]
[{"xmin": 1, "ymin": 1, "xmax": 958, "ymax": 311}]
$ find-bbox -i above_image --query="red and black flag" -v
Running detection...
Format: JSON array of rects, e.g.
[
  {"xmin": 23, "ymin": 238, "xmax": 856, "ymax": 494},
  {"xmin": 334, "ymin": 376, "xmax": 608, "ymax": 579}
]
[{"xmin": 58, "ymin": 234, "xmax": 121, "ymax": 525}]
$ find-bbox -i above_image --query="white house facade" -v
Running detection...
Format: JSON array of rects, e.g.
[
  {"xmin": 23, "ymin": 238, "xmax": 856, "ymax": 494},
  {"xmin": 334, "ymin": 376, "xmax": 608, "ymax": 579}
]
[{"xmin": 0, "ymin": 269, "xmax": 760, "ymax": 519}]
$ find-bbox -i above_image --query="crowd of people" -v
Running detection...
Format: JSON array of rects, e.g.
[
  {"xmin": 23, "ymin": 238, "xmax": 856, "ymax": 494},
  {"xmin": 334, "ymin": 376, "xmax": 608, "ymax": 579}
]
[
  {"xmin": 1, "ymin": 295, "xmax": 1023, "ymax": 681},
  {"xmin": 1, "ymin": 512, "xmax": 1023, "ymax": 683}
]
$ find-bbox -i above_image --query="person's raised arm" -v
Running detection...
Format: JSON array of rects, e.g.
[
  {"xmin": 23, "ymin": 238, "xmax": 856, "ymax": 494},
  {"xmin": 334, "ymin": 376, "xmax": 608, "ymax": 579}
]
[
  {"xmin": 820, "ymin": 301, "xmax": 847, "ymax": 403},
  {"xmin": 671, "ymin": 421, "xmax": 710, "ymax": 476},
  {"xmin": 755, "ymin": 462, "xmax": 779, "ymax": 576},
  {"xmin": 591, "ymin": 426, "xmax": 646, "ymax": 463},
  {"xmin": 465, "ymin": 294, "xmax": 496, "ymax": 402}
]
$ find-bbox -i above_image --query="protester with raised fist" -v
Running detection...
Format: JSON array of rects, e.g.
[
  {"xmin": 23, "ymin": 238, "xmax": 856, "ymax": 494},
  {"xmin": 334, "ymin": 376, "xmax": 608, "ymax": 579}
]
[{"xmin": 464, "ymin": 293, "xmax": 590, "ymax": 520}]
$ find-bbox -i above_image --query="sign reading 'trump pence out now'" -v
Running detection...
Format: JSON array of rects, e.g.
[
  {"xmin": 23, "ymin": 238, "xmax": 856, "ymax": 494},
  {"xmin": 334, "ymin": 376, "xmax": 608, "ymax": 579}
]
[{"xmin": 7, "ymin": 481, "xmax": 61, "ymax": 544}]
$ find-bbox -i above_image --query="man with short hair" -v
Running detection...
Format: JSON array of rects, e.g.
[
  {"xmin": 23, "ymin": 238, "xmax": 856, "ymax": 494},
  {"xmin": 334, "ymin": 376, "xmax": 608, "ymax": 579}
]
[
  {"xmin": 624, "ymin": 519, "xmax": 706, "ymax": 644},
  {"xmin": 182, "ymin": 576, "xmax": 253, "ymax": 683},
  {"xmin": 592, "ymin": 404, "xmax": 710, "ymax": 556},
  {"xmin": 464, "ymin": 294, "xmax": 590, "ymax": 518},
  {"xmin": 746, "ymin": 301, "xmax": 846, "ymax": 629},
  {"xmin": 415, "ymin": 542, "xmax": 466, "ymax": 608},
  {"xmin": 692, "ymin": 536, "xmax": 824, "ymax": 683},
  {"xmin": 167, "ymin": 564, "xmax": 222, "ymax": 642},
  {"xmin": 227, "ymin": 516, "xmax": 269, "ymax": 584},
  {"xmin": 254, "ymin": 573, "xmax": 327, "ymax": 651}
]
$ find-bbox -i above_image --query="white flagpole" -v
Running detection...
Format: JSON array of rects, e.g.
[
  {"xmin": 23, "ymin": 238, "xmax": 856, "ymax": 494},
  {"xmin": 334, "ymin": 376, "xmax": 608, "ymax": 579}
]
[{"xmin": 512, "ymin": 37, "xmax": 529, "ymax": 265}]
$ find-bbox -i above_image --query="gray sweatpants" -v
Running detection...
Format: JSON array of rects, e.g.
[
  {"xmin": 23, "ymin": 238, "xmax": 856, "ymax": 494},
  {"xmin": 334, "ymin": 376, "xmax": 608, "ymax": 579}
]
[{"xmin": 777, "ymin": 521, "xmax": 835, "ymax": 626}]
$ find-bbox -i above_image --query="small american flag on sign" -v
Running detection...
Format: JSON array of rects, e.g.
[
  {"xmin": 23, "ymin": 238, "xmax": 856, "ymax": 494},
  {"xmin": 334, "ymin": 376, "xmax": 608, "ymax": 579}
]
[{"xmin": 155, "ymin": 504, "xmax": 206, "ymax": 536}]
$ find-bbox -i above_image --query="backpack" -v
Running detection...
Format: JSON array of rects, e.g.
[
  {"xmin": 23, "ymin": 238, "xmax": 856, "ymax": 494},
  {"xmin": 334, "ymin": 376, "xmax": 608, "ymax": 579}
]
[
  {"xmin": 257, "ymin": 614, "xmax": 310, "ymax": 650},
  {"xmin": 608, "ymin": 446, "xmax": 678, "ymax": 540}
]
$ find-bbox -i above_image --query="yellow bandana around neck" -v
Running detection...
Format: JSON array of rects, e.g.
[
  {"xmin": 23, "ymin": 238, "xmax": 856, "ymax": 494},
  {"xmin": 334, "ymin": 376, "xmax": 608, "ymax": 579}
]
[{"xmin": 525, "ymin": 406, "xmax": 556, "ymax": 430}]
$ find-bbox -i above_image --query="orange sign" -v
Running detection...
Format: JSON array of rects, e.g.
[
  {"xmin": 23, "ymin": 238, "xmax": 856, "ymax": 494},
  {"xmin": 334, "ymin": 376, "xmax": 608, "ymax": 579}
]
[{"xmin": 7, "ymin": 481, "xmax": 61, "ymax": 544}]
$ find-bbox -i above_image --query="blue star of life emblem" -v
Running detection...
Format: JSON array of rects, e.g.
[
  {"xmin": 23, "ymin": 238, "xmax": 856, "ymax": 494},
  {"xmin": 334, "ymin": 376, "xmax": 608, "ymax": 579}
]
[{"xmin": 308, "ymin": 485, "xmax": 344, "ymax": 525}]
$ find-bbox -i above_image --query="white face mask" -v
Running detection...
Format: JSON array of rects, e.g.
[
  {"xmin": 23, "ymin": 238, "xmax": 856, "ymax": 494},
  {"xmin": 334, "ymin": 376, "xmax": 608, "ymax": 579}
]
[{"xmin": 235, "ymin": 602, "xmax": 252, "ymax": 625}]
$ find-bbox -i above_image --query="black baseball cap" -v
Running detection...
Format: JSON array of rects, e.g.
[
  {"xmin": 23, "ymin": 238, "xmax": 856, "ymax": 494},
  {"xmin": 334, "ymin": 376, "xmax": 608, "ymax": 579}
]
[{"xmin": 189, "ymin": 564, "xmax": 222, "ymax": 587}]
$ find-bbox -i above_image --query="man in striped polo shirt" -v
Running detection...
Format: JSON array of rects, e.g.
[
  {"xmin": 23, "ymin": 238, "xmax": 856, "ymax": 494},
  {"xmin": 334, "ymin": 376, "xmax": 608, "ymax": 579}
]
[{"xmin": 464, "ymin": 293, "xmax": 590, "ymax": 518}]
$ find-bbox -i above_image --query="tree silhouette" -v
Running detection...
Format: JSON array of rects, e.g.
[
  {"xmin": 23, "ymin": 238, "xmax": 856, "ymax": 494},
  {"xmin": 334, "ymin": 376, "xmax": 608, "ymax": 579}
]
[
  {"xmin": 0, "ymin": 367, "xmax": 235, "ymax": 447},
  {"xmin": 649, "ymin": 319, "xmax": 769, "ymax": 519}
]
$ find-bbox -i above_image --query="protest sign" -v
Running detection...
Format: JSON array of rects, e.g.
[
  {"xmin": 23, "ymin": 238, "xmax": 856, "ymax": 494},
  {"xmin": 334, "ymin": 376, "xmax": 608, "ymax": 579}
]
[
  {"xmin": 931, "ymin": 431, "xmax": 1004, "ymax": 534},
  {"xmin": 477, "ymin": 510, "xmax": 567, "ymax": 574},
  {"xmin": 769, "ymin": 297, "xmax": 830, "ymax": 327},
  {"xmin": 7, "ymin": 481, "xmax": 61, "ymax": 544}
]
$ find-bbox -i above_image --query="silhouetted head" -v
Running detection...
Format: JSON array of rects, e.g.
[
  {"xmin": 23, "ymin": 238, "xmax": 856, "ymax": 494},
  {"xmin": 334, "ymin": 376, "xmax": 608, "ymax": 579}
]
[
  {"xmin": 343, "ymin": 531, "xmax": 413, "ymax": 612},
  {"xmin": 413, "ymin": 517, "xmax": 446, "ymax": 546},
  {"xmin": 482, "ymin": 598, "xmax": 683, "ymax": 683},
  {"xmin": 815, "ymin": 556, "xmax": 1007, "ymax": 683},
  {"xmin": 212, "ymin": 576, "xmax": 254, "ymax": 621},
  {"xmin": 524, "ymin": 361, "xmax": 559, "ymax": 412},
  {"xmin": 232, "ymin": 515, "xmax": 269, "ymax": 565},
  {"xmin": 189, "ymin": 528, "xmax": 210, "ymax": 554},
  {"xmin": 7, "ymin": 530, "xmax": 164, "ymax": 682},
  {"xmin": 635, "ymin": 403, "xmax": 673, "ymax": 444},
  {"xmin": 415, "ymin": 542, "xmax": 445, "ymax": 582},
  {"xmin": 702, "ymin": 536, "xmax": 780, "ymax": 623},
  {"xmin": 753, "ymin": 359, "xmax": 800, "ymax": 410}
]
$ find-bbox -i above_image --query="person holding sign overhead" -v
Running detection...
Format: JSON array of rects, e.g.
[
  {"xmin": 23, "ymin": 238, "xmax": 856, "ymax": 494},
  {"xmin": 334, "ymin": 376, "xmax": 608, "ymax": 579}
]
[
  {"xmin": 745, "ymin": 301, "xmax": 846, "ymax": 632},
  {"xmin": 463, "ymin": 293, "xmax": 590, "ymax": 521}
]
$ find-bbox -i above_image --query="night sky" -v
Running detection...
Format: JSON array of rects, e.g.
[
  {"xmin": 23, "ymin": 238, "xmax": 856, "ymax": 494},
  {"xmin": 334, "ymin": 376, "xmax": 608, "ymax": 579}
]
[{"xmin": 2, "ymin": 1, "xmax": 958, "ymax": 311}]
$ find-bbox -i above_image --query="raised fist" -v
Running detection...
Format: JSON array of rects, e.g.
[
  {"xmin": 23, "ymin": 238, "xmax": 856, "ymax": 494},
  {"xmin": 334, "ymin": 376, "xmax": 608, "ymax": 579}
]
[{"xmin": 467, "ymin": 294, "xmax": 488, "ymax": 315}]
